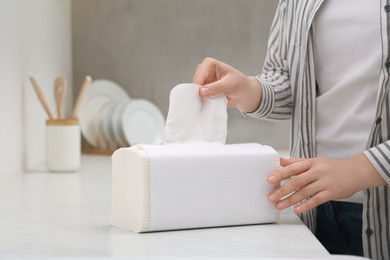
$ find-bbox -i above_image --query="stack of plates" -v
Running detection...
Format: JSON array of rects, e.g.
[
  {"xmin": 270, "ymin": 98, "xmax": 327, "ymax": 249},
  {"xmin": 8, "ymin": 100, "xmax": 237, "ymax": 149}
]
[{"xmin": 79, "ymin": 79, "xmax": 165, "ymax": 149}]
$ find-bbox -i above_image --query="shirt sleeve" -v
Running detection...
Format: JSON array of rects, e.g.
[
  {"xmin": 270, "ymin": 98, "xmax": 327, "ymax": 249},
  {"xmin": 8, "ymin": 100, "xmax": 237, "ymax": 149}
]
[
  {"xmin": 364, "ymin": 141, "xmax": 390, "ymax": 185},
  {"xmin": 245, "ymin": 0, "xmax": 293, "ymax": 120}
]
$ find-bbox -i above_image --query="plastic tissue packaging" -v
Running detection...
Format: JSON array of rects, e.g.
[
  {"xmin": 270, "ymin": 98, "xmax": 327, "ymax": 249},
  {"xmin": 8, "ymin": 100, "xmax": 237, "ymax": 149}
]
[{"xmin": 111, "ymin": 83, "xmax": 280, "ymax": 233}]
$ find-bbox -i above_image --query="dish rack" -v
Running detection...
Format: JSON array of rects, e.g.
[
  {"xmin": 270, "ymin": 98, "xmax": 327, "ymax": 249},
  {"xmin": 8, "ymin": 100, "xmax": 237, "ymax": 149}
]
[
  {"xmin": 78, "ymin": 80, "xmax": 165, "ymax": 155},
  {"xmin": 82, "ymin": 136, "xmax": 128, "ymax": 156}
]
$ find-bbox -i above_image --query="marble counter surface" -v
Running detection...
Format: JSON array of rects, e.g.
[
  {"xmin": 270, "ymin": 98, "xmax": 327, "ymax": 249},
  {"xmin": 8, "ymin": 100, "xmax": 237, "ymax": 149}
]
[{"xmin": 0, "ymin": 155, "xmax": 332, "ymax": 259}]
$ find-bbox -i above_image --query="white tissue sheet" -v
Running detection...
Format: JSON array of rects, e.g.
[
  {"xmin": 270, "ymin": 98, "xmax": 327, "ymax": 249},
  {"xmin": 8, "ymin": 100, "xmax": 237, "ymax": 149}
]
[
  {"xmin": 164, "ymin": 83, "xmax": 227, "ymax": 144},
  {"xmin": 111, "ymin": 143, "xmax": 279, "ymax": 233}
]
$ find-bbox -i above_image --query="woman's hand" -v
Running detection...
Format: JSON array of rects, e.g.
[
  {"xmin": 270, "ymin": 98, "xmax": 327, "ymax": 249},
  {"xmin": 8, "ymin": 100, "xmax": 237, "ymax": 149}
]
[
  {"xmin": 267, "ymin": 154, "xmax": 386, "ymax": 214},
  {"xmin": 193, "ymin": 57, "xmax": 262, "ymax": 113}
]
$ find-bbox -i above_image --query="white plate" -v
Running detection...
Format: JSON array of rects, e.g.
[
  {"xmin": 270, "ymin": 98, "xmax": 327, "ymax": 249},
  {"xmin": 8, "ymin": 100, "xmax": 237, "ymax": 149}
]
[
  {"xmin": 121, "ymin": 99, "xmax": 165, "ymax": 145},
  {"xmin": 111, "ymin": 100, "xmax": 130, "ymax": 147},
  {"xmin": 79, "ymin": 80, "xmax": 130, "ymax": 148},
  {"xmin": 93, "ymin": 102, "xmax": 111, "ymax": 149},
  {"xmin": 102, "ymin": 100, "xmax": 123, "ymax": 149}
]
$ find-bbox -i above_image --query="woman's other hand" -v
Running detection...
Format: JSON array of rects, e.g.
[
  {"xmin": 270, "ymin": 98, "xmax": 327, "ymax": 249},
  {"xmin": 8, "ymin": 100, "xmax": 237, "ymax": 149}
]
[{"xmin": 267, "ymin": 154, "xmax": 386, "ymax": 214}]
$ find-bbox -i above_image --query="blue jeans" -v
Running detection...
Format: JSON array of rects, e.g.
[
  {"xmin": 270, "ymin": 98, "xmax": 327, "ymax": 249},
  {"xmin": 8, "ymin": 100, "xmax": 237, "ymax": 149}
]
[{"xmin": 315, "ymin": 201, "xmax": 363, "ymax": 256}]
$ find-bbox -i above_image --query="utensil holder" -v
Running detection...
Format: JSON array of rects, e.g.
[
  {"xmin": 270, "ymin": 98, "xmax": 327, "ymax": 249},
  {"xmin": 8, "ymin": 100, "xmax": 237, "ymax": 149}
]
[{"xmin": 45, "ymin": 118, "xmax": 81, "ymax": 172}]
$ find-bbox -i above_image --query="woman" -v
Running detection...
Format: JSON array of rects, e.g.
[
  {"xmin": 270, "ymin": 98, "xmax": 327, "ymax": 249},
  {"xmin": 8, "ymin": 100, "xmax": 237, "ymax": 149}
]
[{"xmin": 192, "ymin": 0, "xmax": 390, "ymax": 259}]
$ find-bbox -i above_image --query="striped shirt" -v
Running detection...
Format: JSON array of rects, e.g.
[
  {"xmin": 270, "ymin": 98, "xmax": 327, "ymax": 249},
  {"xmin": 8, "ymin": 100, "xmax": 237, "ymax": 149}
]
[{"xmin": 248, "ymin": 1, "xmax": 390, "ymax": 259}]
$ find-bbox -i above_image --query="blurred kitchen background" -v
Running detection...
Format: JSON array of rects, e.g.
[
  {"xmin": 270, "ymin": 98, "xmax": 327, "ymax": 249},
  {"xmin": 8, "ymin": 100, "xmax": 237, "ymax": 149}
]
[{"xmin": 1, "ymin": 0, "xmax": 288, "ymax": 180}]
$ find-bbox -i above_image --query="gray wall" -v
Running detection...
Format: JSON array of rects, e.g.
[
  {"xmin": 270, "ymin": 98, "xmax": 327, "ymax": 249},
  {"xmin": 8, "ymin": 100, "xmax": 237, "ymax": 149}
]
[{"xmin": 72, "ymin": 0, "xmax": 289, "ymax": 150}]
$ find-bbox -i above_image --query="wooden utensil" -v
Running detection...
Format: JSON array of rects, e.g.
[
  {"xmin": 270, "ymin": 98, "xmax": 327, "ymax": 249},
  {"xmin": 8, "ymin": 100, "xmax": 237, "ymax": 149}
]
[
  {"xmin": 71, "ymin": 75, "xmax": 92, "ymax": 118},
  {"xmin": 29, "ymin": 76, "xmax": 54, "ymax": 120},
  {"xmin": 54, "ymin": 77, "xmax": 67, "ymax": 119}
]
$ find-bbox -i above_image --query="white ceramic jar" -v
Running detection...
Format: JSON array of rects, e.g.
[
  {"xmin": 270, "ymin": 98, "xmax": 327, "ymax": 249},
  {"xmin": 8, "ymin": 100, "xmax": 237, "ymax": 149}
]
[{"xmin": 45, "ymin": 118, "xmax": 81, "ymax": 172}]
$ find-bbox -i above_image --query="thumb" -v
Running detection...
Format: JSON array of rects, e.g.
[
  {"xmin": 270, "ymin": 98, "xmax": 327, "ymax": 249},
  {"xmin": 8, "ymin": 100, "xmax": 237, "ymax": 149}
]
[
  {"xmin": 280, "ymin": 157, "xmax": 305, "ymax": 167},
  {"xmin": 199, "ymin": 74, "xmax": 235, "ymax": 97},
  {"xmin": 199, "ymin": 81, "xmax": 226, "ymax": 97}
]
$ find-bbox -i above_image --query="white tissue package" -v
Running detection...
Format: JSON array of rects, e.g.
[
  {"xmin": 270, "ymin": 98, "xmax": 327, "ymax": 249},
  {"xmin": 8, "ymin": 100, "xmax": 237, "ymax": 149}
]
[
  {"xmin": 111, "ymin": 143, "xmax": 279, "ymax": 233},
  {"xmin": 111, "ymin": 83, "xmax": 279, "ymax": 233}
]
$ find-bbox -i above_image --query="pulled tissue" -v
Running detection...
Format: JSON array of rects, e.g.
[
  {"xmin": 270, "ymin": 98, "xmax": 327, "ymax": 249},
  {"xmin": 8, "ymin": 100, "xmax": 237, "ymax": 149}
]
[{"xmin": 164, "ymin": 83, "xmax": 228, "ymax": 144}]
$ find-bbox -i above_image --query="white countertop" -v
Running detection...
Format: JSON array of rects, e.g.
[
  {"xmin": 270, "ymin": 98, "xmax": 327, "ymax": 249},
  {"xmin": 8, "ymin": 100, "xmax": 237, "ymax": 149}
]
[{"xmin": 0, "ymin": 155, "xmax": 337, "ymax": 259}]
